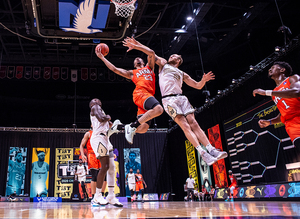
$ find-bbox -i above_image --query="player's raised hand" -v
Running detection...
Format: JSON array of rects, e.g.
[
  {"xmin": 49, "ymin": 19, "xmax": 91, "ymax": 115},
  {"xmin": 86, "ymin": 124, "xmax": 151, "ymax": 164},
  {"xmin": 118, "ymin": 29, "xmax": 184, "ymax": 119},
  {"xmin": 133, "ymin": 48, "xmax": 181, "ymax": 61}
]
[
  {"xmin": 123, "ymin": 37, "xmax": 141, "ymax": 52},
  {"xmin": 95, "ymin": 46, "xmax": 104, "ymax": 59},
  {"xmin": 258, "ymin": 119, "xmax": 270, "ymax": 128},
  {"xmin": 253, "ymin": 89, "xmax": 266, "ymax": 97},
  {"xmin": 202, "ymin": 71, "xmax": 215, "ymax": 82}
]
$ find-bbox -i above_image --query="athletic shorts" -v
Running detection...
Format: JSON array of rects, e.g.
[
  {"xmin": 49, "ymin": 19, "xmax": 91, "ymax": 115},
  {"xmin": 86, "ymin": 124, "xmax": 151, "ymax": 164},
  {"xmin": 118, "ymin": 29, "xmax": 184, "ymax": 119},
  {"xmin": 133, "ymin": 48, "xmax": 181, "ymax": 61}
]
[
  {"xmin": 162, "ymin": 95, "xmax": 195, "ymax": 120},
  {"xmin": 129, "ymin": 183, "xmax": 136, "ymax": 191},
  {"xmin": 133, "ymin": 88, "xmax": 155, "ymax": 116},
  {"xmin": 90, "ymin": 135, "xmax": 113, "ymax": 158},
  {"xmin": 78, "ymin": 176, "xmax": 86, "ymax": 183},
  {"xmin": 88, "ymin": 153, "xmax": 101, "ymax": 170},
  {"xmin": 135, "ymin": 181, "xmax": 144, "ymax": 191},
  {"xmin": 229, "ymin": 184, "xmax": 237, "ymax": 193},
  {"xmin": 284, "ymin": 116, "xmax": 300, "ymax": 143}
]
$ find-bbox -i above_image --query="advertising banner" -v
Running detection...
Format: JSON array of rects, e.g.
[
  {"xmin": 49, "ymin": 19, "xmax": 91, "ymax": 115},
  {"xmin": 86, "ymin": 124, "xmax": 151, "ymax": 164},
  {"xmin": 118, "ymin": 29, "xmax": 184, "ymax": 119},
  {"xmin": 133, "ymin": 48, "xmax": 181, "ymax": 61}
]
[
  {"xmin": 54, "ymin": 148, "xmax": 73, "ymax": 199},
  {"xmin": 185, "ymin": 140, "xmax": 199, "ymax": 189},
  {"xmin": 6, "ymin": 147, "xmax": 27, "ymax": 196},
  {"xmin": 30, "ymin": 148, "xmax": 50, "ymax": 198}
]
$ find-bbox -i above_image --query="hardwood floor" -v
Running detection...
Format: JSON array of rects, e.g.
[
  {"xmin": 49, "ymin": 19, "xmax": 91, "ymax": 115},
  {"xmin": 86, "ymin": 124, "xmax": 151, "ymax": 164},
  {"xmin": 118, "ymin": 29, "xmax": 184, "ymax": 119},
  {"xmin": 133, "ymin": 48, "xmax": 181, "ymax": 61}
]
[{"xmin": 0, "ymin": 201, "xmax": 300, "ymax": 218}]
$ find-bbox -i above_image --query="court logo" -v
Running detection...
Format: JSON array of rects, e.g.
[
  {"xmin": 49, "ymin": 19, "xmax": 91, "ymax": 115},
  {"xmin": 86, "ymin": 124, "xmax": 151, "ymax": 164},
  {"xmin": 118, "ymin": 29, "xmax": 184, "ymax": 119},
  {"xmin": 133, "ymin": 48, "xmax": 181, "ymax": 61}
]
[{"xmin": 59, "ymin": 0, "xmax": 110, "ymax": 34}]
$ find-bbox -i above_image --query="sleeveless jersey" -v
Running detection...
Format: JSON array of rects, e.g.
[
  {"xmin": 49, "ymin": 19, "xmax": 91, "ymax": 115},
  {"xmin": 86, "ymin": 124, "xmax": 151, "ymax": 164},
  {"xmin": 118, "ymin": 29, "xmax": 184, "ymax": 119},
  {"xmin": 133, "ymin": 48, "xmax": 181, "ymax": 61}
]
[
  {"xmin": 90, "ymin": 108, "xmax": 109, "ymax": 140},
  {"xmin": 229, "ymin": 175, "xmax": 237, "ymax": 187},
  {"xmin": 159, "ymin": 64, "xmax": 184, "ymax": 97},
  {"xmin": 8, "ymin": 162, "xmax": 25, "ymax": 187},
  {"xmin": 132, "ymin": 66, "xmax": 155, "ymax": 95},
  {"xmin": 76, "ymin": 165, "xmax": 86, "ymax": 178},
  {"xmin": 127, "ymin": 173, "xmax": 136, "ymax": 184},
  {"xmin": 31, "ymin": 162, "xmax": 48, "ymax": 183},
  {"xmin": 272, "ymin": 77, "xmax": 300, "ymax": 123},
  {"xmin": 86, "ymin": 130, "xmax": 94, "ymax": 154},
  {"xmin": 135, "ymin": 173, "xmax": 143, "ymax": 184}
]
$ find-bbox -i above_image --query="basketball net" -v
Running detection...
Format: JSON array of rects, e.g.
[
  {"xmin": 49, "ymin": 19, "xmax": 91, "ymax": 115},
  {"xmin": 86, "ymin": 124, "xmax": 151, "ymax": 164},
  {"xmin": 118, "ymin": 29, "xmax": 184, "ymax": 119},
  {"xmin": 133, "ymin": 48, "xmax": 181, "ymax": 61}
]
[{"xmin": 111, "ymin": 0, "xmax": 136, "ymax": 18}]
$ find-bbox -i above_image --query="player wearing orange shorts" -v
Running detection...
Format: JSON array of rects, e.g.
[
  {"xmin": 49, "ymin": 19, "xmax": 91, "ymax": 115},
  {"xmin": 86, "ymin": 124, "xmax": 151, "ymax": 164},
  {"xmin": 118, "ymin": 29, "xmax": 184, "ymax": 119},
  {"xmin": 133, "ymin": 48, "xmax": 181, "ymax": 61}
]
[
  {"xmin": 253, "ymin": 61, "xmax": 300, "ymax": 148},
  {"xmin": 135, "ymin": 169, "xmax": 147, "ymax": 203},
  {"xmin": 80, "ymin": 129, "xmax": 106, "ymax": 199},
  {"xmin": 95, "ymin": 37, "xmax": 163, "ymax": 144},
  {"xmin": 225, "ymin": 170, "xmax": 238, "ymax": 202}
]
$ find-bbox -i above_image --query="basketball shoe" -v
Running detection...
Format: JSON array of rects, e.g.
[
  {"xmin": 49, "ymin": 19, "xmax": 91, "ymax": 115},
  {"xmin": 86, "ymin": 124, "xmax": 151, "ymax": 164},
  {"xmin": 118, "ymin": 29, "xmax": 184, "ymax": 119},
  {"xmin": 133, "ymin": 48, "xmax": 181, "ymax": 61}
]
[
  {"xmin": 91, "ymin": 195, "xmax": 108, "ymax": 206},
  {"xmin": 107, "ymin": 119, "xmax": 122, "ymax": 138},
  {"xmin": 106, "ymin": 195, "xmax": 123, "ymax": 207},
  {"xmin": 125, "ymin": 124, "xmax": 136, "ymax": 144},
  {"xmin": 209, "ymin": 148, "xmax": 228, "ymax": 160},
  {"xmin": 201, "ymin": 151, "xmax": 218, "ymax": 166}
]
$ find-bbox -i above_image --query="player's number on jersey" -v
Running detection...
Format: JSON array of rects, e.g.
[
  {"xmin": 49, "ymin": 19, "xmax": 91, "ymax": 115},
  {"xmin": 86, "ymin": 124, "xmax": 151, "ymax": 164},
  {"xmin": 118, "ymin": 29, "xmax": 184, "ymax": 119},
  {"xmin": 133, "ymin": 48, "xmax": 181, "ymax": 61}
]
[
  {"xmin": 282, "ymin": 100, "xmax": 290, "ymax": 109},
  {"xmin": 15, "ymin": 173, "xmax": 22, "ymax": 181},
  {"xmin": 97, "ymin": 142, "xmax": 107, "ymax": 157}
]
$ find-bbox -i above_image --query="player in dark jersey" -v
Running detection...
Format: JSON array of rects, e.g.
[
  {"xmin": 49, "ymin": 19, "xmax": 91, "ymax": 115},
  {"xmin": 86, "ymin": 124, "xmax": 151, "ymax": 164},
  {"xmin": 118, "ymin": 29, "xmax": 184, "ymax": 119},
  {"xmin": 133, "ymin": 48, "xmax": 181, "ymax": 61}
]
[
  {"xmin": 253, "ymin": 61, "xmax": 300, "ymax": 147},
  {"xmin": 95, "ymin": 37, "xmax": 163, "ymax": 144}
]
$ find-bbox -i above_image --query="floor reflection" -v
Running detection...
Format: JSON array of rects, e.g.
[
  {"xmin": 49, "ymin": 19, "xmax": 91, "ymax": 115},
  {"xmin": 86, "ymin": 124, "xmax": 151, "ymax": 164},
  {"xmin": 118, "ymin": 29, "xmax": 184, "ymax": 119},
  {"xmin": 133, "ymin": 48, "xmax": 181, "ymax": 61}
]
[{"xmin": 1, "ymin": 201, "xmax": 300, "ymax": 219}]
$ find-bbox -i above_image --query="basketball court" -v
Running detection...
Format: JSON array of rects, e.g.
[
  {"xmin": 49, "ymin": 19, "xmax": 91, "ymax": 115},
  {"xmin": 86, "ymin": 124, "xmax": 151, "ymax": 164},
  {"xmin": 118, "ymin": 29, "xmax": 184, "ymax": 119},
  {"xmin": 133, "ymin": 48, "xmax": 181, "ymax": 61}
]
[
  {"xmin": 1, "ymin": 201, "xmax": 300, "ymax": 219},
  {"xmin": 1, "ymin": 1, "xmax": 300, "ymax": 219}
]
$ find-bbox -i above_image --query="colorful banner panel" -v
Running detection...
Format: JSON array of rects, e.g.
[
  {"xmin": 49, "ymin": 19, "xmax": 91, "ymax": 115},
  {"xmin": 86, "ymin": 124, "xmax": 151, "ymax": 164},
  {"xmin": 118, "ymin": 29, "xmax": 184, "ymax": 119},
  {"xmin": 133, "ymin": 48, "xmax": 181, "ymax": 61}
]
[
  {"xmin": 214, "ymin": 182, "xmax": 300, "ymax": 199},
  {"xmin": 208, "ymin": 124, "xmax": 228, "ymax": 188},
  {"xmin": 124, "ymin": 148, "xmax": 141, "ymax": 197},
  {"xmin": 30, "ymin": 148, "xmax": 50, "ymax": 198},
  {"xmin": 113, "ymin": 148, "xmax": 121, "ymax": 195},
  {"xmin": 196, "ymin": 145, "xmax": 212, "ymax": 192},
  {"xmin": 6, "ymin": 147, "xmax": 27, "ymax": 196},
  {"xmin": 185, "ymin": 140, "xmax": 199, "ymax": 189},
  {"xmin": 223, "ymin": 99, "xmax": 300, "ymax": 185},
  {"xmin": 55, "ymin": 148, "xmax": 74, "ymax": 199}
]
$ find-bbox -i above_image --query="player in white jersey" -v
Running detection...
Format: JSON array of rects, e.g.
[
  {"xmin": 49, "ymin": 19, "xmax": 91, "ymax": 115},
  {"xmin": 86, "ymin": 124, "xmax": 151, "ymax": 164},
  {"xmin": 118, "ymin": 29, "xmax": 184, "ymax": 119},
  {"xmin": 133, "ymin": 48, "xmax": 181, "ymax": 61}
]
[
  {"xmin": 89, "ymin": 98, "xmax": 123, "ymax": 207},
  {"xmin": 155, "ymin": 54, "xmax": 228, "ymax": 166},
  {"xmin": 75, "ymin": 160, "xmax": 89, "ymax": 201},
  {"xmin": 125, "ymin": 168, "xmax": 136, "ymax": 202},
  {"xmin": 30, "ymin": 151, "xmax": 49, "ymax": 197}
]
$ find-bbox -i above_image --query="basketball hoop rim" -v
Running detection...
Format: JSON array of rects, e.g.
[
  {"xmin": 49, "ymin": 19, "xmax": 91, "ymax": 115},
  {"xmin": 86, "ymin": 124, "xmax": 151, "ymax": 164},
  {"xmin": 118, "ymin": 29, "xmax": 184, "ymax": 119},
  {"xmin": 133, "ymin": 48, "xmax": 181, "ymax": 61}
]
[{"xmin": 110, "ymin": 0, "xmax": 136, "ymax": 6}]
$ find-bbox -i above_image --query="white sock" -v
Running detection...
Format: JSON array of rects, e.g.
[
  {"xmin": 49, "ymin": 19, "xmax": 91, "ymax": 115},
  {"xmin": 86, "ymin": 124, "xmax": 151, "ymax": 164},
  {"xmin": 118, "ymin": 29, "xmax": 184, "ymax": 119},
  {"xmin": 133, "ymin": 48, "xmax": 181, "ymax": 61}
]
[
  {"xmin": 107, "ymin": 153, "xmax": 115, "ymax": 197},
  {"xmin": 206, "ymin": 144, "xmax": 214, "ymax": 153},
  {"xmin": 96, "ymin": 188, "xmax": 102, "ymax": 196},
  {"xmin": 108, "ymin": 187, "xmax": 114, "ymax": 196},
  {"xmin": 196, "ymin": 145, "xmax": 205, "ymax": 154}
]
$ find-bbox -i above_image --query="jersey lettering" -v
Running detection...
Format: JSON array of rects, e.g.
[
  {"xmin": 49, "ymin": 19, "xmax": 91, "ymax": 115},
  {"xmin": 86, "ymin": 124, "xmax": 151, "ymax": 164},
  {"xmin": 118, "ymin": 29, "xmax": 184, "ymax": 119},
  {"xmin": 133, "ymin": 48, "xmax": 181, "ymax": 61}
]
[{"xmin": 136, "ymin": 68, "xmax": 153, "ymax": 81}]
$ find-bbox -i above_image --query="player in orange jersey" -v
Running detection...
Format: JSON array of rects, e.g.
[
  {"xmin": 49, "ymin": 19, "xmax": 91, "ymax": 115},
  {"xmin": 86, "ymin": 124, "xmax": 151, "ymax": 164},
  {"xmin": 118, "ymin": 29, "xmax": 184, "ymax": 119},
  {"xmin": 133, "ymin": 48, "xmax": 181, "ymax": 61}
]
[
  {"xmin": 95, "ymin": 37, "xmax": 163, "ymax": 144},
  {"xmin": 79, "ymin": 129, "xmax": 106, "ymax": 199},
  {"xmin": 225, "ymin": 170, "xmax": 238, "ymax": 202},
  {"xmin": 135, "ymin": 169, "xmax": 147, "ymax": 203},
  {"xmin": 253, "ymin": 61, "xmax": 300, "ymax": 148}
]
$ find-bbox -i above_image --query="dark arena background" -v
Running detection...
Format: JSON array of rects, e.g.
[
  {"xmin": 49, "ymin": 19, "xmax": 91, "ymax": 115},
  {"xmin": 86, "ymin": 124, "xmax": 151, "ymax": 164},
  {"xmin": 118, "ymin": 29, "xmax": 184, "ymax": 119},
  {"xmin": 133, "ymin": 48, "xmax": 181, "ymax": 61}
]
[{"xmin": 1, "ymin": 0, "xmax": 300, "ymax": 218}]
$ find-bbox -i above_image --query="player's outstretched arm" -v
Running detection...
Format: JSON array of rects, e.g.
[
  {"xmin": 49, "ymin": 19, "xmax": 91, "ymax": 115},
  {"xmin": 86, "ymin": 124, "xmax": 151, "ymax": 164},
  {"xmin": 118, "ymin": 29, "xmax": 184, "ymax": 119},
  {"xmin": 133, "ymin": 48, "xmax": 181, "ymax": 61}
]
[
  {"xmin": 258, "ymin": 113, "xmax": 281, "ymax": 128},
  {"xmin": 155, "ymin": 55, "xmax": 167, "ymax": 73},
  {"xmin": 183, "ymin": 71, "xmax": 215, "ymax": 90},
  {"xmin": 79, "ymin": 132, "xmax": 89, "ymax": 163},
  {"xmin": 123, "ymin": 37, "xmax": 156, "ymax": 70},
  {"xmin": 253, "ymin": 74, "xmax": 300, "ymax": 98},
  {"xmin": 95, "ymin": 47, "xmax": 133, "ymax": 80}
]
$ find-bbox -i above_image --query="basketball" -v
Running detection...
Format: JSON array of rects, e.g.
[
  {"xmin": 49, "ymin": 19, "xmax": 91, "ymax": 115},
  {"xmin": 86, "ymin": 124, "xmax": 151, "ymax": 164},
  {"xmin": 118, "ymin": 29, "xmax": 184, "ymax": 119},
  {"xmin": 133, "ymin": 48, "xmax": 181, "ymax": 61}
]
[{"xmin": 96, "ymin": 43, "xmax": 109, "ymax": 56}]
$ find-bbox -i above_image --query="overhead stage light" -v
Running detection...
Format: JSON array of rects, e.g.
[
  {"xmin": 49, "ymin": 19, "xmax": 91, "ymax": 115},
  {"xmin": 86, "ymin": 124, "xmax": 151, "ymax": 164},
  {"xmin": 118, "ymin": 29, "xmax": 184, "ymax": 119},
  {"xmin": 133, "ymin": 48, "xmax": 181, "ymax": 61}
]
[
  {"xmin": 187, "ymin": 16, "xmax": 192, "ymax": 21},
  {"xmin": 175, "ymin": 29, "xmax": 187, "ymax": 33}
]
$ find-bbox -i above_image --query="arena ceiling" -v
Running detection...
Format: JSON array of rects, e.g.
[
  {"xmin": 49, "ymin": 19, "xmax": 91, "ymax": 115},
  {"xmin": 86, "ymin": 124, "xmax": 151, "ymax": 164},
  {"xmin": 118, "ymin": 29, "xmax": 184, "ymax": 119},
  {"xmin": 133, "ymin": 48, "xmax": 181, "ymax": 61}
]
[{"xmin": 0, "ymin": 0, "xmax": 299, "ymax": 128}]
